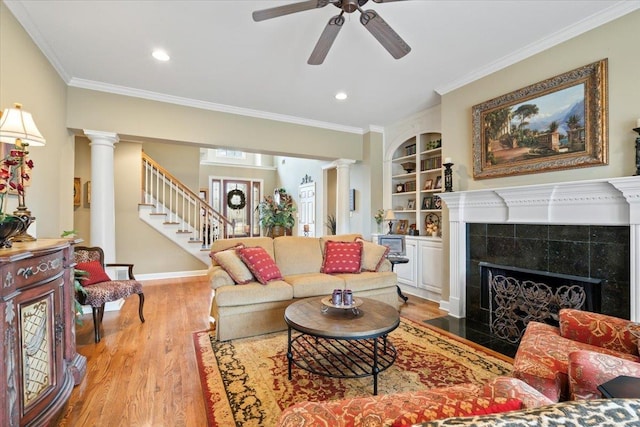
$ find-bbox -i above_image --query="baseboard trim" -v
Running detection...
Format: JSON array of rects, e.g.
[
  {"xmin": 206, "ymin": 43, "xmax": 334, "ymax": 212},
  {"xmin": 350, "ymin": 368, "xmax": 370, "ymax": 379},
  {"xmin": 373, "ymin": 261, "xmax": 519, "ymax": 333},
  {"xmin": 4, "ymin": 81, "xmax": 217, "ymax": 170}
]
[{"xmin": 137, "ymin": 270, "xmax": 208, "ymax": 282}]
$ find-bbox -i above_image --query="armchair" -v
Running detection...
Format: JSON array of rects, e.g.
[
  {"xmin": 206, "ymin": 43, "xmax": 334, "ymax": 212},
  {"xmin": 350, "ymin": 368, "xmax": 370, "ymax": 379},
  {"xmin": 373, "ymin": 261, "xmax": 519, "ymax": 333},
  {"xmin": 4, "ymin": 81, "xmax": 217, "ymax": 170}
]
[
  {"xmin": 73, "ymin": 246, "xmax": 145, "ymax": 342},
  {"xmin": 513, "ymin": 309, "xmax": 640, "ymax": 402}
]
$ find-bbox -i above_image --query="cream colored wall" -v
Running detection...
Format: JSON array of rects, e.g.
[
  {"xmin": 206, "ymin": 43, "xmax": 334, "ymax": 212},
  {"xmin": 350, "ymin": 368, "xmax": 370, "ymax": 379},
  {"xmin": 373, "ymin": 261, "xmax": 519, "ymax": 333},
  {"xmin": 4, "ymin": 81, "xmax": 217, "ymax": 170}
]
[
  {"xmin": 66, "ymin": 88, "xmax": 364, "ymax": 161},
  {"xmin": 352, "ymin": 131, "xmax": 384, "ymax": 239},
  {"xmin": 442, "ymin": 10, "xmax": 640, "ymax": 191},
  {"xmin": 438, "ymin": 10, "xmax": 640, "ymax": 303},
  {"xmin": 72, "ymin": 137, "xmax": 91, "ymax": 240},
  {"xmin": 1, "ymin": 2, "xmax": 73, "ymax": 238},
  {"xmin": 142, "ymin": 141, "xmax": 200, "ymax": 191}
]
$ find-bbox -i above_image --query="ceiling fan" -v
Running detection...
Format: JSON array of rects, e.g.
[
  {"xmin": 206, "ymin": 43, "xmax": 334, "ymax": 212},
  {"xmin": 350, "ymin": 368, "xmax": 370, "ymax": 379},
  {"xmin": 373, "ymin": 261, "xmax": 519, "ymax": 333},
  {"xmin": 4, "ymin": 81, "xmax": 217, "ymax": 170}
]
[{"xmin": 252, "ymin": 0, "xmax": 411, "ymax": 65}]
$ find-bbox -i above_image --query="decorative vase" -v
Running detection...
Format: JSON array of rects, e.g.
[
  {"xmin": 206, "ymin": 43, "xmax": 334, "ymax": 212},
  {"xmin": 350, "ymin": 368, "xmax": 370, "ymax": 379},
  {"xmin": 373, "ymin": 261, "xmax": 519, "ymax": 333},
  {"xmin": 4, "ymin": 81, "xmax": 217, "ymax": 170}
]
[
  {"xmin": 269, "ymin": 225, "xmax": 292, "ymax": 238},
  {"xmin": 0, "ymin": 214, "xmax": 29, "ymax": 249}
]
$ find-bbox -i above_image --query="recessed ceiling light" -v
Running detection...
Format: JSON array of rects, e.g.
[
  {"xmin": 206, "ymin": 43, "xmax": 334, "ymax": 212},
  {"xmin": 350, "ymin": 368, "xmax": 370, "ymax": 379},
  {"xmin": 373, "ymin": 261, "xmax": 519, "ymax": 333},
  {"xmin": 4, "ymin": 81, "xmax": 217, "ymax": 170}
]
[
  {"xmin": 335, "ymin": 92, "xmax": 348, "ymax": 101},
  {"xmin": 152, "ymin": 49, "xmax": 170, "ymax": 61}
]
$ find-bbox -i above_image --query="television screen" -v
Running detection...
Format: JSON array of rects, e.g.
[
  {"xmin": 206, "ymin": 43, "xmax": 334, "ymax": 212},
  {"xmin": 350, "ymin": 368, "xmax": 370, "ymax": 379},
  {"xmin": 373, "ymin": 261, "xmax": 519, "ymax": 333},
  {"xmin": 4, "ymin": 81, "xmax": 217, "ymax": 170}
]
[{"xmin": 378, "ymin": 235, "xmax": 406, "ymax": 256}]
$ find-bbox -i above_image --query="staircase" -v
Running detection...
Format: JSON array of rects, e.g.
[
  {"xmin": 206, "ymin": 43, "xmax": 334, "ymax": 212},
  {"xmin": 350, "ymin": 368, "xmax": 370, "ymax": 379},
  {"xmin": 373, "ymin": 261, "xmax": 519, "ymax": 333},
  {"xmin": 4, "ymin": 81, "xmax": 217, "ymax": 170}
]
[{"xmin": 138, "ymin": 153, "xmax": 236, "ymax": 265}]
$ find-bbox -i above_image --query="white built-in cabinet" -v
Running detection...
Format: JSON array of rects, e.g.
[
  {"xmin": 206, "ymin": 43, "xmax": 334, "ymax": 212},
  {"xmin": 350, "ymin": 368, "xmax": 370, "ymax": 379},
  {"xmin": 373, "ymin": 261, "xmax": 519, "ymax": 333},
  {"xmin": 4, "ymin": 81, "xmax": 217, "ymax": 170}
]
[{"xmin": 383, "ymin": 131, "xmax": 444, "ymax": 303}]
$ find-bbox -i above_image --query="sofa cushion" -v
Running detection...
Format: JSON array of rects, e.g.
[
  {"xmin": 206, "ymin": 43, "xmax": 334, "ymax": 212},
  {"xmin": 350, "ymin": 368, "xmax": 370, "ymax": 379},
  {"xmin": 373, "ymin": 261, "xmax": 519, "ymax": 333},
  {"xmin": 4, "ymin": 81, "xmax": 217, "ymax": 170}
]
[
  {"xmin": 321, "ymin": 241, "xmax": 363, "ymax": 274},
  {"xmin": 392, "ymin": 397, "xmax": 522, "ymax": 427},
  {"xmin": 559, "ymin": 308, "xmax": 638, "ymax": 356},
  {"xmin": 568, "ymin": 350, "xmax": 640, "ymax": 400},
  {"xmin": 284, "ymin": 273, "xmax": 345, "ymax": 299},
  {"xmin": 238, "ymin": 246, "xmax": 283, "ymax": 284},
  {"xmin": 337, "ymin": 271, "xmax": 397, "ymax": 293},
  {"xmin": 212, "ymin": 245, "xmax": 254, "ymax": 284},
  {"xmin": 214, "ymin": 280, "xmax": 293, "ymax": 307},
  {"xmin": 320, "ymin": 234, "xmax": 361, "ymax": 254},
  {"xmin": 356, "ymin": 237, "xmax": 390, "ymax": 272},
  {"xmin": 210, "ymin": 237, "xmax": 275, "ymax": 267},
  {"xmin": 274, "ymin": 236, "xmax": 324, "ymax": 276},
  {"xmin": 77, "ymin": 260, "xmax": 111, "ymax": 286}
]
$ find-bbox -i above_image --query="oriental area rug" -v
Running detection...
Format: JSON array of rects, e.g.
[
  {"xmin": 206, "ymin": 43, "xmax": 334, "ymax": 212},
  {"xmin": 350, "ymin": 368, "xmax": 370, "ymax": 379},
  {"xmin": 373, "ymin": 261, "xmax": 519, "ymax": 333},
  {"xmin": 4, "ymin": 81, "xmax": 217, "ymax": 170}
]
[{"xmin": 193, "ymin": 318, "xmax": 513, "ymax": 427}]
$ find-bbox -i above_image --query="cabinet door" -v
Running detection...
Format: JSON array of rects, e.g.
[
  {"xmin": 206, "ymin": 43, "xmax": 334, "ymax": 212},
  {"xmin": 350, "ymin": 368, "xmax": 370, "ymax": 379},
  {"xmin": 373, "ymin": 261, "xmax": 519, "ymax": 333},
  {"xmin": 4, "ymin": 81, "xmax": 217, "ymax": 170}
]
[
  {"xmin": 396, "ymin": 239, "xmax": 417, "ymax": 287},
  {"xmin": 15, "ymin": 278, "xmax": 64, "ymax": 425},
  {"xmin": 418, "ymin": 240, "xmax": 443, "ymax": 301}
]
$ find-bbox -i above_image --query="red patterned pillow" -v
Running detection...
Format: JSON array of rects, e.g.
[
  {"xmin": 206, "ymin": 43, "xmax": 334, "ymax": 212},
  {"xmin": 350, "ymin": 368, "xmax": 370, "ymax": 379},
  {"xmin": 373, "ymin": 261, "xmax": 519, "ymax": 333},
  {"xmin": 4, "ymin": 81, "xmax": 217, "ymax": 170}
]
[
  {"xmin": 76, "ymin": 260, "xmax": 111, "ymax": 286},
  {"xmin": 559, "ymin": 308, "xmax": 638, "ymax": 355},
  {"xmin": 237, "ymin": 246, "xmax": 283, "ymax": 285},
  {"xmin": 321, "ymin": 241, "xmax": 363, "ymax": 274},
  {"xmin": 391, "ymin": 397, "xmax": 522, "ymax": 426}
]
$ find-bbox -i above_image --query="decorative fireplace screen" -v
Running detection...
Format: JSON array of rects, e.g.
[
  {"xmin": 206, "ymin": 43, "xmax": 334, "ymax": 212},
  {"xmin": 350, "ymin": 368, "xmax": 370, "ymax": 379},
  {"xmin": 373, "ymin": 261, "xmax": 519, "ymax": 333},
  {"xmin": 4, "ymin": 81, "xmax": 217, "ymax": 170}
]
[{"xmin": 480, "ymin": 262, "xmax": 602, "ymax": 343}]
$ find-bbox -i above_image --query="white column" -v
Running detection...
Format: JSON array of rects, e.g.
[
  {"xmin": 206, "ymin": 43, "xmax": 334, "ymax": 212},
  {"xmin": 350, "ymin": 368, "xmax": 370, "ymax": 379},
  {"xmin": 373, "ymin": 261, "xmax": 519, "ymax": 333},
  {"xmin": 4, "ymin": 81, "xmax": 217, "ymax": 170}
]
[
  {"xmin": 84, "ymin": 130, "xmax": 119, "ymax": 263},
  {"xmin": 335, "ymin": 159, "xmax": 355, "ymax": 235}
]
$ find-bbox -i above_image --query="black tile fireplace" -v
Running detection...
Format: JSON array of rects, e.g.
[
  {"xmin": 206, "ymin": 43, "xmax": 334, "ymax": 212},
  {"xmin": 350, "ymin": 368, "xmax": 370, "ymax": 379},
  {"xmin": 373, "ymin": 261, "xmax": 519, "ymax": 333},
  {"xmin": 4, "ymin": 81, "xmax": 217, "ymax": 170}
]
[{"xmin": 466, "ymin": 223, "xmax": 630, "ymax": 339}]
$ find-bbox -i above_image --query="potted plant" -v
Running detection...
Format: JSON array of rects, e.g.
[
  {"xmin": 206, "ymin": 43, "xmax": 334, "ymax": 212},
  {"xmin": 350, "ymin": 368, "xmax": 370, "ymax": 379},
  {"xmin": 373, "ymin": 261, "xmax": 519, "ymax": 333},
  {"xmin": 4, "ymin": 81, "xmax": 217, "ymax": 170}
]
[{"xmin": 257, "ymin": 188, "xmax": 296, "ymax": 237}]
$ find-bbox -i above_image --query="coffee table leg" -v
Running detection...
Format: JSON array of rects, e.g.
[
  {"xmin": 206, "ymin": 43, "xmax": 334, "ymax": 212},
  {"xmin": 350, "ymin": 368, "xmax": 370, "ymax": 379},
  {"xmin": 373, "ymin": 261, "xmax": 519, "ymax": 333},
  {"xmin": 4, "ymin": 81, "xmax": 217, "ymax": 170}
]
[
  {"xmin": 372, "ymin": 338, "xmax": 379, "ymax": 395},
  {"xmin": 287, "ymin": 327, "xmax": 293, "ymax": 380}
]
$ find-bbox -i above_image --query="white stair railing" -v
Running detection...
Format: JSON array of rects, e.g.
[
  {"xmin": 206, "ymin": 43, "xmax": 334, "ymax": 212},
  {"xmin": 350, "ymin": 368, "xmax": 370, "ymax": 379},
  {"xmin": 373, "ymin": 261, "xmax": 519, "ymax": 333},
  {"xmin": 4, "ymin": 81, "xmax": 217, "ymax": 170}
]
[{"xmin": 141, "ymin": 152, "xmax": 235, "ymax": 247}]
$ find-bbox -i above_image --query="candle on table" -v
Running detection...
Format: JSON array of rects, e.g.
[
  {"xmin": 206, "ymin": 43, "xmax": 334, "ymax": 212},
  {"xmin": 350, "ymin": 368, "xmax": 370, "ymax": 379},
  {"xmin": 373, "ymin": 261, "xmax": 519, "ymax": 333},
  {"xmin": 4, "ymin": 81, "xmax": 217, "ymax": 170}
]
[
  {"xmin": 636, "ymin": 118, "xmax": 640, "ymax": 128},
  {"xmin": 444, "ymin": 157, "xmax": 452, "ymax": 164}
]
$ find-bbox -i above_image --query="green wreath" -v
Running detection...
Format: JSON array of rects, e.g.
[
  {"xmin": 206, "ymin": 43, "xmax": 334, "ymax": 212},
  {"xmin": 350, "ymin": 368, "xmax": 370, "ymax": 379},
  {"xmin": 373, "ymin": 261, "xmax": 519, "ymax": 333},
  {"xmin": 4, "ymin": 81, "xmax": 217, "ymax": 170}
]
[{"xmin": 227, "ymin": 189, "xmax": 246, "ymax": 210}]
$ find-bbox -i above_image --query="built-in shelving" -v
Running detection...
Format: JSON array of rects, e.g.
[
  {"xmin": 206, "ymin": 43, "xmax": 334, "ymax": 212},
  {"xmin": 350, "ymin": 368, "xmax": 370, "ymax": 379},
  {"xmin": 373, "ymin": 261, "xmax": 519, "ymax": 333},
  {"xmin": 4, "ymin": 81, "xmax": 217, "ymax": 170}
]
[{"xmin": 390, "ymin": 132, "xmax": 443, "ymax": 237}]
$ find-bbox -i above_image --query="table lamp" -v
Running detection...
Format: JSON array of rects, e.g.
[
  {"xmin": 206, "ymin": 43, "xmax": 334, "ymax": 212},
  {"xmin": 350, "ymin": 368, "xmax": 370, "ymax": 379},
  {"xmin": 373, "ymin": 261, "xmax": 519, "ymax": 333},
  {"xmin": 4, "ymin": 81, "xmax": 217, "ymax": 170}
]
[
  {"xmin": 0, "ymin": 103, "xmax": 46, "ymax": 241},
  {"xmin": 384, "ymin": 210, "xmax": 395, "ymax": 234}
]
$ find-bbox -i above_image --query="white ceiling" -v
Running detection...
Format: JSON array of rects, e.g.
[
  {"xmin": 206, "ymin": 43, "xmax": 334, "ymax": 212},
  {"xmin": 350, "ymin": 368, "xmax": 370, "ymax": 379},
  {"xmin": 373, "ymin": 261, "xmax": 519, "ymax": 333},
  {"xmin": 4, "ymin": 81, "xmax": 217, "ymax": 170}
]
[{"xmin": 5, "ymin": 0, "xmax": 639, "ymax": 133}]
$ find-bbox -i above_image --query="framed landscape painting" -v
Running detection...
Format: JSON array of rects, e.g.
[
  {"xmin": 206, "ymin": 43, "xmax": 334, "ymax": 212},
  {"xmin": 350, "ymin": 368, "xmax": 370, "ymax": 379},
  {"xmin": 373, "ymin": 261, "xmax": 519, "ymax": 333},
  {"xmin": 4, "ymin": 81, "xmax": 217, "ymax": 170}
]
[{"xmin": 472, "ymin": 59, "xmax": 608, "ymax": 179}]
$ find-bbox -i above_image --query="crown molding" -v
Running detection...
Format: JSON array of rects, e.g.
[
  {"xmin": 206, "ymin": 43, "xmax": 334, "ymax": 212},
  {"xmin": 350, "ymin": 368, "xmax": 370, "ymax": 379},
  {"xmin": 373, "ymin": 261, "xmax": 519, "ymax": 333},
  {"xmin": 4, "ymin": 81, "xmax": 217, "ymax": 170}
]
[
  {"xmin": 68, "ymin": 78, "xmax": 367, "ymax": 135},
  {"xmin": 4, "ymin": 0, "xmax": 71, "ymax": 82},
  {"xmin": 435, "ymin": 1, "xmax": 640, "ymax": 95}
]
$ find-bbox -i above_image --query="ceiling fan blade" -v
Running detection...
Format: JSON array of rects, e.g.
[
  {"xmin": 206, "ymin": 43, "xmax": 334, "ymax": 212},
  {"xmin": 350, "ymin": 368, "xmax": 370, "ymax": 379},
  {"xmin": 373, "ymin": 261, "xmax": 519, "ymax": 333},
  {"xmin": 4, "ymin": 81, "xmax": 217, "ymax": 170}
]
[
  {"xmin": 308, "ymin": 14, "xmax": 345, "ymax": 65},
  {"xmin": 252, "ymin": 0, "xmax": 331, "ymax": 22},
  {"xmin": 360, "ymin": 9, "xmax": 411, "ymax": 59},
  {"xmin": 371, "ymin": 0, "xmax": 408, "ymax": 2}
]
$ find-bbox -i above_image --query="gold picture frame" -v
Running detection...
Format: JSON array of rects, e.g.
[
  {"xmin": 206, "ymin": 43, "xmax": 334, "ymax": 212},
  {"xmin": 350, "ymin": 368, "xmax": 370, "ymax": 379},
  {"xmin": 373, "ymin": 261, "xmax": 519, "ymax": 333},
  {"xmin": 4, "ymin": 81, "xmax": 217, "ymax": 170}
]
[
  {"xmin": 472, "ymin": 59, "xmax": 608, "ymax": 179},
  {"xmin": 73, "ymin": 177, "xmax": 81, "ymax": 206}
]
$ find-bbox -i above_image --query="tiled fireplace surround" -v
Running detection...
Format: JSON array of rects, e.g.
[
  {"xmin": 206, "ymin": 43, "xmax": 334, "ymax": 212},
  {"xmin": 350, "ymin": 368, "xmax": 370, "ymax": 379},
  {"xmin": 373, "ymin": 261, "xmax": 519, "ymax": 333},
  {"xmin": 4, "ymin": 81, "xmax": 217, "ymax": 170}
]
[{"xmin": 439, "ymin": 177, "xmax": 640, "ymax": 323}]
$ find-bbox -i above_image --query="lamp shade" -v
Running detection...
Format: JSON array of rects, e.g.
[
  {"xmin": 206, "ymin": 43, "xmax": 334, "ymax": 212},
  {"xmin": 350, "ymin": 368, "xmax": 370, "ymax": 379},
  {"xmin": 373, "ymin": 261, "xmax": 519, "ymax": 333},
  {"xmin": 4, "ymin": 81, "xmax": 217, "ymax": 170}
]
[
  {"xmin": 384, "ymin": 210, "xmax": 396, "ymax": 220},
  {"xmin": 0, "ymin": 103, "xmax": 46, "ymax": 146}
]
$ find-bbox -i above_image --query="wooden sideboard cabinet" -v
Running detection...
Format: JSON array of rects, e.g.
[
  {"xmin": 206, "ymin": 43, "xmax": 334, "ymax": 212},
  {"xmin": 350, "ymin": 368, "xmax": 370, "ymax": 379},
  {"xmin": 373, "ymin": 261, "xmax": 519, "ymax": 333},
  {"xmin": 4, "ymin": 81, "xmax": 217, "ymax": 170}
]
[{"xmin": 0, "ymin": 239, "xmax": 86, "ymax": 426}]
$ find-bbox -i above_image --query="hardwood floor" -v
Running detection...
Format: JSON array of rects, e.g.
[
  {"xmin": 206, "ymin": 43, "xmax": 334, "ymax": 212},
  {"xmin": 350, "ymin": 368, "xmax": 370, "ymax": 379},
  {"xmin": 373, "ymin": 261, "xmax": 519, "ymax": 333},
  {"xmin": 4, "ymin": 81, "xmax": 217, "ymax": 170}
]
[{"xmin": 56, "ymin": 276, "xmax": 446, "ymax": 426}]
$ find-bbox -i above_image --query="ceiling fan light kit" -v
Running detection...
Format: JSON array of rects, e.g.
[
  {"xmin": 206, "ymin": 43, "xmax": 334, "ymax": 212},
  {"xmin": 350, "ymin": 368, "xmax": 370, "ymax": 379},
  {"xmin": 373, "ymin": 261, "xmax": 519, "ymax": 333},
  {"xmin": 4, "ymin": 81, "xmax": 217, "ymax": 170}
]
[{"xmin": 253, "ymin": 0, "xmax": 411, "ymax": 65}]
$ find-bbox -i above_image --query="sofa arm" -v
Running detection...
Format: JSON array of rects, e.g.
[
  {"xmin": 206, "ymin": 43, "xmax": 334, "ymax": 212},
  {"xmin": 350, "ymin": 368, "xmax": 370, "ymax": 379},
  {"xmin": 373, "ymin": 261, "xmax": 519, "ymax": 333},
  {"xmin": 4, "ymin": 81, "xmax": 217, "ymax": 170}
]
[
  {"xmin": 482, "ymin": 377, "xmax": 554, "ymax": 409},
  {"xmin": 277, "ymin": 383, "xmax": 482, "ymax": 427},
  {"xmin": 559, "ymin": 309, "xmax": 638, "ymax": 355},
  {"xmin": 208, "ymin": 265, "xmax": 235, "ymax": 290}
]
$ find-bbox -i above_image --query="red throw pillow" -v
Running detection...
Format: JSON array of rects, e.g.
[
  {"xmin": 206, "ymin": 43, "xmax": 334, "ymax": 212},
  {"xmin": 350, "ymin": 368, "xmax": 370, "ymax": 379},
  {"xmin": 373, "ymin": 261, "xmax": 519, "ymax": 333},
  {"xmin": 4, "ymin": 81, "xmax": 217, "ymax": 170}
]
[
  {"xmin": 321, "ymin": 241, "xmax": 363, "ymax": 274},
  {"xmin": 237, "ymin": 246, "xmax": 283, "ymax": 285},
  {"xmin": 76, "ymin": 260, "xmax": 111, "ymax": 286},
  {"xmin": 391, "ymin": 397, "xmax": 522, "ymax": 427}
]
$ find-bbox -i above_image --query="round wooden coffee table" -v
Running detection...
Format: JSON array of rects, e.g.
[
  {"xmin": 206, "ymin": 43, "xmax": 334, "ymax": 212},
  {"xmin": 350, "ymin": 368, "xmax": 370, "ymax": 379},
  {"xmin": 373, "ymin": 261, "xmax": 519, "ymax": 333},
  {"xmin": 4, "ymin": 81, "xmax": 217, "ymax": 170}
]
[{"xmin": 284, "ymin": 296, "xmax": 400, "ymax": 395}]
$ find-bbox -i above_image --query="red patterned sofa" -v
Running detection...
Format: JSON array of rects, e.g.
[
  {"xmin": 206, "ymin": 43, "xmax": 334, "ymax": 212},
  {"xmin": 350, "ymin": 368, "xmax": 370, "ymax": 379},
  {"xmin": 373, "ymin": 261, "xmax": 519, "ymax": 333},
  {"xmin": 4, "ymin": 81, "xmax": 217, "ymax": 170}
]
[
  {"xmin": 568, "ymin": 349, "xmax": 640, "ymax": 400},
  {"xmin": 513, "ymin": 308, "xmax": 640, "ymax": 402},
  {"xmin": 277, "ymin": 376, "xmax": 554, "ymax": 427}
]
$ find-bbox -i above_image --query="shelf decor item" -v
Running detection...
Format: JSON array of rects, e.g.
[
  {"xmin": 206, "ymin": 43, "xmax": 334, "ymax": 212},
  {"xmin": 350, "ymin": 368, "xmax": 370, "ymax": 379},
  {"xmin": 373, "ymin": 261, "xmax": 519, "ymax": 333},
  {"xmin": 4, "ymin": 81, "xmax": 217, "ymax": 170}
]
[
  {"xmin": 443, "ymin": 158, "xmax": 454, "ymax": 192},
  {"xmin": 401, "ymin": 162, "xmax": 416, "ymax": 173},
  {"xmin": 0, "ymin": 103, "xmax": 46, "ymax": 243},
  {"xmin": 472, "ymin": 59, "xmax": 608, "ymax": 179}
]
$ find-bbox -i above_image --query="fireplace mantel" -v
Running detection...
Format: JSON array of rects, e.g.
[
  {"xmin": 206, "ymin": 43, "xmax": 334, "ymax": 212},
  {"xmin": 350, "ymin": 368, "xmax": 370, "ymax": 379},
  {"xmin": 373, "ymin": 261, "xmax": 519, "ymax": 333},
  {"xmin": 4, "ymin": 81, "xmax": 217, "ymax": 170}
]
[{"xmin": 439, "ymin": 176, "xmax": 640, "ymax": 321}]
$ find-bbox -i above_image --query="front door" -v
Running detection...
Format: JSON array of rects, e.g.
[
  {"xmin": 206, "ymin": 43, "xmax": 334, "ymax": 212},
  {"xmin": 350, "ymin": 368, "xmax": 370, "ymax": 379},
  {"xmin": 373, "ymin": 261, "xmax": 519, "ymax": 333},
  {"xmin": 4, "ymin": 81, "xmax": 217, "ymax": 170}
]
[{"xmin": 298, "ymin": 182, "xmax": 316, "ymax": 237}]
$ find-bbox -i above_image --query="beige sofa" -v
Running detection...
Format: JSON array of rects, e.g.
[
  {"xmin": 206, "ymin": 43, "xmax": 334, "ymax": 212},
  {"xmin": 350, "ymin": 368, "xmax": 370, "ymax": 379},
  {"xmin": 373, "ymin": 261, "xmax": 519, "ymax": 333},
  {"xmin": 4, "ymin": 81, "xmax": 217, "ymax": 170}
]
[{"xmin": 208, "ymin": 234, "xmax": 399, "ymax": 341}]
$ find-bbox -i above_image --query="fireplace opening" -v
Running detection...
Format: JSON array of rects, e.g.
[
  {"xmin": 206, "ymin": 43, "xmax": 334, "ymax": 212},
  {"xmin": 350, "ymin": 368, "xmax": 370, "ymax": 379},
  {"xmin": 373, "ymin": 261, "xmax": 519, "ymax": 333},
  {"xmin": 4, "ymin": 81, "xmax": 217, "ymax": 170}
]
[{"xmin": 480, "ymin": 262, "xmax": 602, "ymax": 343}]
